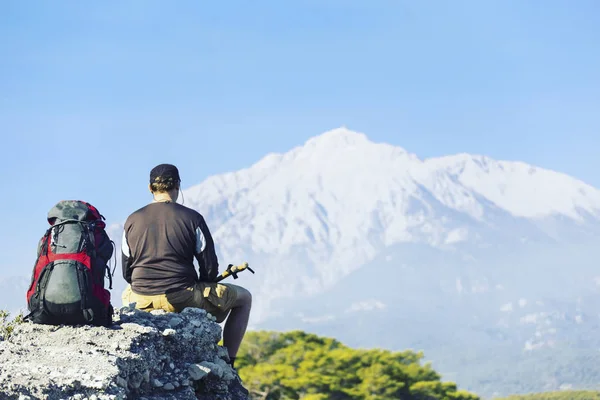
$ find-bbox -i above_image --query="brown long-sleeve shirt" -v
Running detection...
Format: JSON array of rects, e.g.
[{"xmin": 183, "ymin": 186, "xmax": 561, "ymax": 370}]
[{"xmin": 121, "ymin": 201, "xmax": 219, "ymax": 295}]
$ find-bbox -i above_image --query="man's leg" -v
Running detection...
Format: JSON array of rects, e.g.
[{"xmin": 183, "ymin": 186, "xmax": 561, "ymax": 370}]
[
  {"xmin": 122, "ymin": 284, "xmax": 157, "ymax": 311},
  {"xmin": 189, "ymin": 282, "xmax": 253, "ymax": 367},
  {"xmin": 219, "ymin": 286, "xmax": 252, "ymax": 365}
]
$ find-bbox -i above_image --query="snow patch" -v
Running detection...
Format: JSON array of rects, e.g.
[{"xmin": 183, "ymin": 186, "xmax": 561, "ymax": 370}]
[
  {"xmin": 519, "ymin": 298, "xmax": 528, "ymax": 308},
  {"xmin": 456, "ymin": 278, "xmax": 464, "ymax": 294},
  {"xmin": 521, "ymin": 314, "xmax": 539, "ymax": 324},
  {"xmin": 445, "ymin": 228, "xmax": 468, "ymax": 244}
]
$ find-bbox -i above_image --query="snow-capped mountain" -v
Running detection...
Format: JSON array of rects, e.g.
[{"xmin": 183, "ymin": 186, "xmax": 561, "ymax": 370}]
[
  {"xmin": 179, "ymin": 128, "xmax": 600, "ymax": 396},
  {"xmin": 177, "ymin": 128, "xmax": 600, "ymax": 322}
]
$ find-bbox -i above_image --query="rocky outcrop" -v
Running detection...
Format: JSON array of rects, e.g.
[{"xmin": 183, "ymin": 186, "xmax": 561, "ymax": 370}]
[{"xmin": 0, "ymin": 305, "xmax": 249, "ymax": 400}]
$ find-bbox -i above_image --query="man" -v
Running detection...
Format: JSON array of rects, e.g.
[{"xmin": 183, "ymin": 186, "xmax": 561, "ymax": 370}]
[{"xmin": 121, "ymin": 163, "xmax": 252, "ymax": 368}]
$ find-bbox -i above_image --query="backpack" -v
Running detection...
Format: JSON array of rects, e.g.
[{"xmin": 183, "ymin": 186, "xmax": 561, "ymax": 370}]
[{"xmin": 25, "ymin": 200, "xmax": 115, "ymax": 327}]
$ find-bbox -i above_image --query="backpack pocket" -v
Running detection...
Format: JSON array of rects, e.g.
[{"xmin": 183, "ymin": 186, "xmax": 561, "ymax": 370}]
[{"xmin": 43, "ymin": 260, "xmax": 88, "ymax": 320}]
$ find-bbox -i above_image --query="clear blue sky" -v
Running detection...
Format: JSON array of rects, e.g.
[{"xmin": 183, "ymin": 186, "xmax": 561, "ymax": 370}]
[{"xmin": 0, "ymin": 1, "xmax": 599, "ymax": 274}]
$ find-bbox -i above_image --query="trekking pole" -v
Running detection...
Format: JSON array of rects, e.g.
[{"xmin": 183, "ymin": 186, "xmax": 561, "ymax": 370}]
[{"xmin": 215, "ymin": 262, "xmax": 254, "ymax": 282}]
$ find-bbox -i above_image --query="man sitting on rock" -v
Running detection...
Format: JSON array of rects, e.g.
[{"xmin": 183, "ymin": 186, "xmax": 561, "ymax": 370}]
[{"xmin": 121, "ymin": 163, "xmax": 252, "ymax": 368}]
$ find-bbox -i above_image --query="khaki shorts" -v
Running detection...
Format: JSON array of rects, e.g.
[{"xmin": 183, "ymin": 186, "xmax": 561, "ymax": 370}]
[{"xmin": 121, "ymin": 281, "xmax": 241, "ymax": 322}]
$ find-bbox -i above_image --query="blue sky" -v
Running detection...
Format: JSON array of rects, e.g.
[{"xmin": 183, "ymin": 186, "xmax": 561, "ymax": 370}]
[{"xmin": 0, "ymin": 1, "xmax": 599, "ymax": 275}]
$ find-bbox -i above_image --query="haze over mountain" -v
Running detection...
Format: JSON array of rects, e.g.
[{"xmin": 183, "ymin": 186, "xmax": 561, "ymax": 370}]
[{"xmin": 3, "ymin": 127, "xmax": 600, "ymax": 398}]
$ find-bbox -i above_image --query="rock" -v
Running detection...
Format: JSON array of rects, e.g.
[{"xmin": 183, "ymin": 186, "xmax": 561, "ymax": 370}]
[
  {"xmin": 188, "ymin": 363, "xmax": 210, "ymax": 381},
  {"xmin": 217, "ymin": 346, "xmax": 230, "ymax": 361},
  {"xmin": 0, "ymin": 306, "xmax": 249, "ymax": 399},
  {"xmin": 129, "ymin": 372, "xmax": 144, "ymax": 389},
  {"xmin": 152, "ymin": 379, "xmax": 164, "ymax": 388},
  {"xmin": 199, "ymin": 361, "xmax": 224, "ymax": 379}
]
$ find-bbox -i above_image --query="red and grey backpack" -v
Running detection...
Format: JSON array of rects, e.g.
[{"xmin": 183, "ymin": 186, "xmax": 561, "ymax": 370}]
[{"xmin": 25, "ymin": 200, "xmax": 115, "ymax": 327}]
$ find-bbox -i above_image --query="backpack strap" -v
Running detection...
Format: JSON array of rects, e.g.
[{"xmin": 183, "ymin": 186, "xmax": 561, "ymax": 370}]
[
  {"xmin": 106, "ymin": 266, "xmax": 113, "ymax": 290},
  {"xmin": 39, "ymin": 228, "xmax": 52, "ymax": 257},
  {"xmin": 102, "ymin": 240, "xmax": 116, "ymax": 290},
  {"xmin": 82, "ymin": 222, "xmax": 97, "ymax": 257}
]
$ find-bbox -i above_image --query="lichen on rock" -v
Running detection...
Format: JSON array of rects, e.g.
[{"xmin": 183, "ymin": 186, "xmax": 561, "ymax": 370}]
[{"xmin": 0, "ymin": 305, "xmax": 249, "ymax": 400}]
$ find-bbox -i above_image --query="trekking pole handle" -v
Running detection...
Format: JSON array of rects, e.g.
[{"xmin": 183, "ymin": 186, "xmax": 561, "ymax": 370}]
[{"xmin": 215, "ymin": 262, "xmax": 253, "ymax": 282}]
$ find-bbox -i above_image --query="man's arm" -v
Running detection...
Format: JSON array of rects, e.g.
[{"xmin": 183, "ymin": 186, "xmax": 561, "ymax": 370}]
[
  {"xmin": 121, "ymin": 230, "xmax": 133, "ymax": 284},
  {"xmin": 194, "ymin": 216, "xmax": 219, "ymax": 282}
]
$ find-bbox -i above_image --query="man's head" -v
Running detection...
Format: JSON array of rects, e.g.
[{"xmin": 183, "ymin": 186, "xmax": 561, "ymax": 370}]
[{"xmin": 149, "ymin": 163, "xmax": 181, "ymax": 199}]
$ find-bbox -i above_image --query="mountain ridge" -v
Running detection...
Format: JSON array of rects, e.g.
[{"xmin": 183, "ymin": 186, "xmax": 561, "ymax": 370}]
[
  {"xmin": 187, "ymin": 127, "xmax": 600, "ymax": 228},
  {"xmin": 180, "ymin": 127, "xmax": 600, "ymax": 302}
]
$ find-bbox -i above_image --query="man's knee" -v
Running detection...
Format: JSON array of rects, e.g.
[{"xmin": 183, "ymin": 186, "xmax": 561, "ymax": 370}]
[{"xmin": 236, "ymin": 286, "xmax": 252, "ymax": 307}]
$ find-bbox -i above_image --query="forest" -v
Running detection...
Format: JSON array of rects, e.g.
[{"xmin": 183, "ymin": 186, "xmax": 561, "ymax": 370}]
[{"xmin": 235, "ymin": 330, "xmax": 479, "ymax": 400}]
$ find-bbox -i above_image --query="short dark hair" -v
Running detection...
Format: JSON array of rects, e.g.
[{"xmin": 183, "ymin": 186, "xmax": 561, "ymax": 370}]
[{"xmin": 149, "ymin": 164, "xmax": 181, "ymax": 192}]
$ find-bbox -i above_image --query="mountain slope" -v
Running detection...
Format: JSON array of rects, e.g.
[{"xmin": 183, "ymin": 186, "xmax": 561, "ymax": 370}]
[
  {"xmin": 428, "ymin": 153, "xmax": 600, "ymax": 220},
  {"xmin": 178, "ymin": 128, "xmax": 600, "ymax": 397},
  {"xmin": 180, "ymin": 128, "xmax": 600, "ymax": 321}
]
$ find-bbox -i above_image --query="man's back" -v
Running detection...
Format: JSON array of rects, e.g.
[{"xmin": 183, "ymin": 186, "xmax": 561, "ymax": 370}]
[
  {"xmin": 122, "ymin": 201, "xmax": 218, "ymax": 295},
  {"xmin": 120, "ymin": 163, "xmax": 251, "ymax": 370}
]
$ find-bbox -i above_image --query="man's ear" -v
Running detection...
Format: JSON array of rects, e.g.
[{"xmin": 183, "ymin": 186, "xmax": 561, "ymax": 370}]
[{"xmin": 148, "ymin": 184, "xmax": 153, "ymax": 193}]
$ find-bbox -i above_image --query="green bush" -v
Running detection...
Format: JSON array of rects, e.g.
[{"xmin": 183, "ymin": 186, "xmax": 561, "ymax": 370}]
[
  {"xmin": 0, "ymin": 310, "xmax": 25, "ymax": 341},
  {"xmin": 236, "ymin": 330, "xmax": 480, "ymax": 400}
]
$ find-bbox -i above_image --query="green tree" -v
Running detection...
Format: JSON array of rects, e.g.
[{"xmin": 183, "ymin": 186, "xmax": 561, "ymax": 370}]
[{"xmin": 236, "ymin": 330, "xmax": 480, "ymax": 400}]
